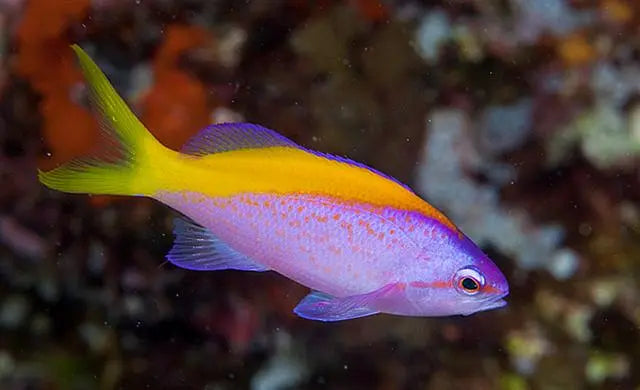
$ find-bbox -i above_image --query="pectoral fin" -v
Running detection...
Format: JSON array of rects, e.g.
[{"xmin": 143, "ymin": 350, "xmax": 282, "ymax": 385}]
[{"xmin": 293, "ymin": 283, "xmax": 402, "ymax": 322}]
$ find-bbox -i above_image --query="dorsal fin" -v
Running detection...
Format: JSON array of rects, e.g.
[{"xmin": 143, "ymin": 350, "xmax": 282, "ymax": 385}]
[
  {"xmin": 181, "ymin": 122, "xmax": 414, "ymax": 192},
  {"xmin": 181, "ymin": 122, "xmax": 299, "ymax": 155}
]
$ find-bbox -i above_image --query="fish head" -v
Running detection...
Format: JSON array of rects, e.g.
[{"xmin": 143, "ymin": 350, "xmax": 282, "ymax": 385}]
[
  {"xmin": 405, "ymin": 222, "xmax": 509, "ymax": 317},
  {"xmin": 448, "ymin": 254, "xmax": 510, "ymax": 316}
]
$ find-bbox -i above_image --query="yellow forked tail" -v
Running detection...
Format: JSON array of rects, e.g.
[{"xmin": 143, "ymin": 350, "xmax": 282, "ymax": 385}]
[{"xmin": 38, "ymin": 45, "xmax": 171, "ymax": 197}]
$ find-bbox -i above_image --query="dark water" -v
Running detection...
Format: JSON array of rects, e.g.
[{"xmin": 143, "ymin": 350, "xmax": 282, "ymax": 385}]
[{"xmin": 0, "ymin": 1, "xmax": 638, "ymax": 389}]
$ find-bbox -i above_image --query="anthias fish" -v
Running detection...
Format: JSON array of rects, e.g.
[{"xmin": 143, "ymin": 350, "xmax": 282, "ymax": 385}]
[{"xmin": 39, "ymin": 45, "xmax": 509, "ymax": 322}]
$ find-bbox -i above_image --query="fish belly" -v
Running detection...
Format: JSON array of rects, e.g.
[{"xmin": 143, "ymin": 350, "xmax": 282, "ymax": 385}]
[{"xmin": 156, "ymin": 192, "xmax": 422, "ymax": 296}]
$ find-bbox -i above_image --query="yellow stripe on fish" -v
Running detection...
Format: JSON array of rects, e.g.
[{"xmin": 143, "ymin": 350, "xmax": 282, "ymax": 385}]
[
  {"xmin": 152, "ymin": 147, "xmax": 457, "ymax": 231},
  {"xmin": 39, "ymin": 45, "xmax": 456, "ymax": 232}
]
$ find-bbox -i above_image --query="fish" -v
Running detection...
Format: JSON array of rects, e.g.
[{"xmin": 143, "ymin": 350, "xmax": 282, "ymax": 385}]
[{"xmin": 38, "ymin": 45, "xmax": 509, "ymax": 322}]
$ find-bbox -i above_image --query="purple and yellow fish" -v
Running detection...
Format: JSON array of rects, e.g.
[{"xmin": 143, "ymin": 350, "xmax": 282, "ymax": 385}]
[{"xmin": 39, "ymin": 45, "xmax": 509, "ymax": 322}]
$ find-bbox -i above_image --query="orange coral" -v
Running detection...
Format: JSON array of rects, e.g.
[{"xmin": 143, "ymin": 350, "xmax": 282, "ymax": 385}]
[
  {"xmin": 141, "ymin": 25, "xmax": 213, "ymax": 150},
  {"xmin": 17, "ymin": 0, "xmax": 89, "ymax": 44},
  {"xmin": 18, "ymin": 5, "xmax": 214, "ymax": 179},
  {"xmin": 153, "ymin": 25, "xmax": 210, "ymax": 76},
  {"xmin": 601, "ymin": 0, "xmax": 634, "ymax": 24},
  {"xmin": 351, "ymin": 0, "xmax": 388, "ymax": 22},
  {"xmin": 40, "ymin": 91, "xmax": 98, "ymax": 165},
  {"xmin": 16, "ymin": 0, "xmax": 98, "ymax": 169},
  {"xmin": 142, "ymin": 71, "xmax": 210, "ymax": 150},
  {"xmin": 557, "ymin": 32, "xmax": 597, "ymax": 68}
]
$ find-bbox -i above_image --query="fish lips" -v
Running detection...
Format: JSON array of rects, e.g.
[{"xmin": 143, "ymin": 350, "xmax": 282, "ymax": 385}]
[
  {"xmin": 482, "ymin": 296, "xmax": 508, "ymax": 311},
  {"xmin": 482, "ymin": 290, "xmax": 509, "ymax": 310},
  {"xmin": 461, "ymin": 293, "xmax": 509, "ymax": 316}
]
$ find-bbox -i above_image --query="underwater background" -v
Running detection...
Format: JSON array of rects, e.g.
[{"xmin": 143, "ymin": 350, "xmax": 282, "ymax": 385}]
[{"xmin": 0, "ymin": 0, "xmax": 639, "ymax": 389}]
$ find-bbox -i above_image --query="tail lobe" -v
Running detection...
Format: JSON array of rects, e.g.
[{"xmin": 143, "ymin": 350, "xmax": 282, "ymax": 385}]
[{"xmin": 38, "ymin": 44, "xmax": 168, "ymax": 196}]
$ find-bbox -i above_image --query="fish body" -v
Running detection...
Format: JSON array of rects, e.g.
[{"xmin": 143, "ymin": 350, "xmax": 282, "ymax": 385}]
[{"xmin": 39, "ymin": 45, "xmax": 509, "ymax": 321}]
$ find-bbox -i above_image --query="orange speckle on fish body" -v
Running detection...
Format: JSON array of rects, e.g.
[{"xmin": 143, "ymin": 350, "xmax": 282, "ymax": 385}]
[
  {"xmin": 317, "ymin": 234, "xmax": 329, "ymax": 244},
  {"xmin": 299, "ymin": 245, "xmax": 311, "ymax": 253},
  {"xmin": 329, "ymin": 245, "xmax": 342, "ymax": 255}
]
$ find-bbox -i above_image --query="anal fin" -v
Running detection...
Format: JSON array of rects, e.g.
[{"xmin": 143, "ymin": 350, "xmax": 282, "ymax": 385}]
[
  {"xmin": 293, "ymin": 283, "xmax": 401, "ymax": 322},
  {"xmin": 167, "ymin": 217, "xmax": 268, "ymax": 272}
]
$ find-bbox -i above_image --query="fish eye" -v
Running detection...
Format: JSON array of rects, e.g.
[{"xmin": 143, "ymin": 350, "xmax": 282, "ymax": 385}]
[
  {"xmin": 461, "ymin": 277, "xmax": 479, "ymax": 292},
  {"xmin": 454, "ymin": 267, "xmax": 485, "ymax": 296}
]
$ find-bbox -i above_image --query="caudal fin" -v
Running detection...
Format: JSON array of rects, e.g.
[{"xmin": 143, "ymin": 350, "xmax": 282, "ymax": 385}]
[{"xmin": 38, "ymin": 45, "xmax": 167, "ymax": 196}]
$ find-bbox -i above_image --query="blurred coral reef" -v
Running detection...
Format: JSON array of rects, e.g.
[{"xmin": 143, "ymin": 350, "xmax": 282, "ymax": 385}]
[{"xmin": 0, "ymin": 0, "xmax": 639, "ymax": 389}]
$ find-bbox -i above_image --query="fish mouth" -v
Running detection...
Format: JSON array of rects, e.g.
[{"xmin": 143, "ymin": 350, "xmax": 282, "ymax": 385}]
[
  {"xmin": 483, "ymin": 298, "xmax": 507, "ymax": 311},
  {"xmin": 460, "ymin": 293, "xmax": 508, "ymax": 316},
  {"xmin": 481, "ymin": 292, "xmax": 509, "ymax": 312}
]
